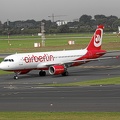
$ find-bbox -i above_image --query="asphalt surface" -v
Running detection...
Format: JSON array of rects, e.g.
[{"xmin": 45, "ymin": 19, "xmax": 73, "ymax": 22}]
[
  {"xmin": 0, "ymin": 86, "xmax": 120, "ymax": 112},
  {"xmin": 0, "ymin": 52, "xmax": 120, "ymax": 111}
]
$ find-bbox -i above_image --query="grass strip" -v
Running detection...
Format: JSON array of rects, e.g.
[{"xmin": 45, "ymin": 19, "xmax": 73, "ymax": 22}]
[
  {"xmin": 45, "ymin": 77, "xmax": 120, "ymax": 87},
  {"xmin": 0, "ymin": 33, "xmax": 120, "ymax": 53},
  {"xmin": 0, "ymin": 112, "xmax": 120, "ymax": 120}
]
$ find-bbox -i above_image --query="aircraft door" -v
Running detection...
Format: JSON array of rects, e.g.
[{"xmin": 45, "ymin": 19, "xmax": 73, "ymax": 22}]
[{"xmin": 19, "ymin": 57, "xmax": 24, "ymax": 66}]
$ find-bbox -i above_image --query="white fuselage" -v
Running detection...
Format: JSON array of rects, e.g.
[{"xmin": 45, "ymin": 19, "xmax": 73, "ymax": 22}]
[
  {"xmin": 0, "ymin": 25, "xmax": 106, "ymax": 79},
  {"xmin": 0, "ymin": 49, "xmax": 87, "ymax": 71}
]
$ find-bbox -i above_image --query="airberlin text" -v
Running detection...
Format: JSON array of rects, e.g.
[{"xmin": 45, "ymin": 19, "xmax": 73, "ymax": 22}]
[{"xmin": 24, "ymin": 54, "xmax": 54, "ymax": 63}]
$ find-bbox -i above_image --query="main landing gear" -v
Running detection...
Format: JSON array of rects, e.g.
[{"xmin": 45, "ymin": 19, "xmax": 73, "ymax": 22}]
[
  {"xmin": 62, "ymin": 70, "xmax": 69, "ymax": 76},
  {"xmin": 13, "ymin": 70, "xmax": 68, "ymax": 79},
  {"xmin": 39, "ymin": 70, "xmax": 46, "ymax": 76}
]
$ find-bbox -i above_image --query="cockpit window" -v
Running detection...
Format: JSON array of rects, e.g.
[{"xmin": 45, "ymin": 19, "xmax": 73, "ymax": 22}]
[
  {"xmin": 4, "ymin": 59, "xmax": 9, "ymax": 62},
  {"xmin": 4, "ymin": 59, "xmax": 14, "ymax": 62}
]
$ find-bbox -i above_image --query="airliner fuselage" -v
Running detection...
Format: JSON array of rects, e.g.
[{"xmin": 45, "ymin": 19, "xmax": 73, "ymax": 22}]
[{"xmin": 0, "ymin": 25, "xmax": 106, "ymax": 79}]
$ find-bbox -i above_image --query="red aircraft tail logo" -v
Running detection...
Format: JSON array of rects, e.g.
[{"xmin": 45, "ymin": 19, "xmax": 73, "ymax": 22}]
[
  {"xmin": 94, "ymin": 29, "xmax": 102, "ymax": 47},
  {"xmin": 87, "ymin": 25, "xmax": 104, "ymax": 51}
]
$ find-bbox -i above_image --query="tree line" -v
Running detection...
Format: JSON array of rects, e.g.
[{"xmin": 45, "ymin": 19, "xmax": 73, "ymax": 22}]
[{"xmin": 0, "ymin": 14, "xmax": 120, "ymax": 35}]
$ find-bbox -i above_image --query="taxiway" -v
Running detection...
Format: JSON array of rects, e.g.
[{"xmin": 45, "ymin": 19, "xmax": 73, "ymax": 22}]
[{"xmin": 0, "ymin": 52, "xmax": 120, "ymax": 111}]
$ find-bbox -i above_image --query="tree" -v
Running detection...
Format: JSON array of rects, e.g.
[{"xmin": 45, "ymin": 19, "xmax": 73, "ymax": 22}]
[
  {"xmin": 0, "ymin": 21, "xmax": 2, "ymax": 28},
  {"xmin": 112, "ymin": 19, "xmax": 120, "ymax": 29},
  {"xmin": 94, "ymin": 15, "xmax": 107, "ymax": 26},
  {"xmin": 107, "ymin": 16, "xmax": 118, "ymax": 28},
  {"xmin": 0, "ymin": 14, "xmax": 120, "ymax": 34},
  {"xmin": 94, "ymin": 15, "xmax": 106, "ymax": 20},
  {"xmin": 57, "ymin": 25, "xmax": 69, "ymax": 33},
  {"xmin": 79, "ymin": 15, "xmax": 92, "ymax": 25}
]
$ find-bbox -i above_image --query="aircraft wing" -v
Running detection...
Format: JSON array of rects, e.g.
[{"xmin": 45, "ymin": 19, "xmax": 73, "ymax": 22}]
[
  {"xmin": 38, "ymin": 56, "xmax": 118, "ymax": 68},
  {"xmin": 63, "ymin": 56, "xmax": 118, "ymax": 65}
]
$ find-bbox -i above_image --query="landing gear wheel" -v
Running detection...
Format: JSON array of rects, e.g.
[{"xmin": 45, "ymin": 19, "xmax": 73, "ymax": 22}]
[
  {"xmin": 13, "ymin": 72, "xmax": 19, "ymax": 80},
  {"xmin": 39, "ymin": 70, "xmax": 46, "ymax": 76},
  {"xmin": 14, "ymin": 76, "xmax": 19, "ymax": 80},
  {"xmin": 62, "ymin": 71, "xmax": 69, "ymax": 76}
]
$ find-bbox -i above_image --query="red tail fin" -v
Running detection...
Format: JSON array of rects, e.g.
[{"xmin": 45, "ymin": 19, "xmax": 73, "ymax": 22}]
[{"xmin": 86, "ymin": 25, "xmax": 104, "ymax": 51}]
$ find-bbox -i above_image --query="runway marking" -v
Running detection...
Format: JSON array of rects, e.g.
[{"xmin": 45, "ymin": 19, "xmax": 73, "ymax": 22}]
[{"xmin": 4, "ymin": 85, "xmax": 17, "ymax": 89}]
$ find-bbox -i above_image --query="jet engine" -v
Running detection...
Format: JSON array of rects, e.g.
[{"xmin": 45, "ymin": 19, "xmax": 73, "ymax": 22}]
[{"xmin": 49, "ymin": 65, "xmax": 65, "ymax": 75}]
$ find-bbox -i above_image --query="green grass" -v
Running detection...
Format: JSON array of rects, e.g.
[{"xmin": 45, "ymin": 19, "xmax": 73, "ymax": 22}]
[
  {"xmin": 0, "ymin": 70, "xmax": 12, "ymax": 75},
  {"xmin": 0, "ymin": 58, "xmax": 3, "ymax": 62},
  {"xmin": 0, "ymin": 33, "xmax": 120, "ymax": 53},
  {"xmin": 0, "ymin": 112, "xmax": 120, "ymax": 120},
  {"xmin": 45, "ymin": 77, "xmax": 120, "ymax": 87}
]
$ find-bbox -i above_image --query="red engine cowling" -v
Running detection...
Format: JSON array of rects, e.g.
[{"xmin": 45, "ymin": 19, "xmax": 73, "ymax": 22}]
[{"xmin": 49, "ymin": 65, "xmax": 65, "ymax": 75}]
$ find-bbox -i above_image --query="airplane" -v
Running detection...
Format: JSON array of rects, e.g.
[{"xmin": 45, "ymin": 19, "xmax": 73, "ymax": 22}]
[{"xmin": 0, "ymin": 25, "xmax": 111, "ymax": 79}]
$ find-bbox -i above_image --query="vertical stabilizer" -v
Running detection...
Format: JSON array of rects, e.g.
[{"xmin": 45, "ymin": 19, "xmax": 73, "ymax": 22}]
[{"xmin": 86, "ymin": 25, "xmax": 104, "ymax": 51}]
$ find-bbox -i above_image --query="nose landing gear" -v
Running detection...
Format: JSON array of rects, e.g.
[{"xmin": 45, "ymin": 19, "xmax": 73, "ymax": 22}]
[
  {"xmin": 14, "ymin": 75, "xmax": 19, "ymax": 80},
  {"xmin": 14, "ymin": 72, "xmax": 19, "ymax": 80}
]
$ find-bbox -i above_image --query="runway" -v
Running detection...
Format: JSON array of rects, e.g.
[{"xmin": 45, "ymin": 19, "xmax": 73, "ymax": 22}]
[
  {"xmin": 0, "ymin": 52, "xmax": 120, "ymax": 111},
  {"xmin": 0, "ymin": 86, "xmax": 120, "ymax": 112}
]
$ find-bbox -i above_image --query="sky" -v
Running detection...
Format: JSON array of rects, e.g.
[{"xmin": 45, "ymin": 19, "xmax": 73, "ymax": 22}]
[{"xmin": 0, "ymin": 0, "xmax": 120, "ymax": 23}]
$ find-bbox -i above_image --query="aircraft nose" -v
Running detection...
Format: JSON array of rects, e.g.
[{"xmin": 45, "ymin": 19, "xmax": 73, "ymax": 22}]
[
  {"xmin": 0, "ymin": 62, "xmax": 9, "ymax": 70},
  {"xmin": 0, "ymin": 63, "xmax": 5, "ymax": 70}
]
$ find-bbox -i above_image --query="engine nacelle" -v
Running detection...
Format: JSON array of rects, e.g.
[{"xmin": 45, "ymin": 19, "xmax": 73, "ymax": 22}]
[{"xmin": 49, "ymin": 65, "xmax": 65, "ymax": 75}]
